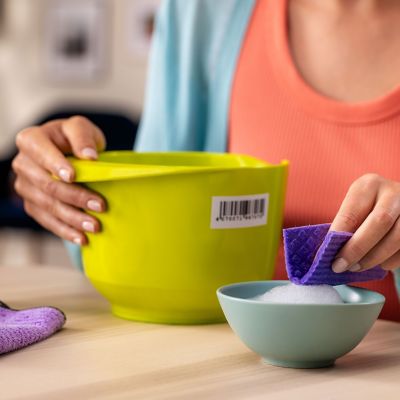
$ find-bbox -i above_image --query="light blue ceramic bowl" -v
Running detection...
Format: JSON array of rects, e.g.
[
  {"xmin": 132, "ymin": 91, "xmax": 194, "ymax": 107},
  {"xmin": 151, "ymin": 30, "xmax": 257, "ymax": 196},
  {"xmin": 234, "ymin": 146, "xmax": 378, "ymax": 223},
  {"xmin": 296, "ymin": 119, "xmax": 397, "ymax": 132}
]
[{"xmin": 217, "ymin": 281, "xmax": 385, "ymax": 368}]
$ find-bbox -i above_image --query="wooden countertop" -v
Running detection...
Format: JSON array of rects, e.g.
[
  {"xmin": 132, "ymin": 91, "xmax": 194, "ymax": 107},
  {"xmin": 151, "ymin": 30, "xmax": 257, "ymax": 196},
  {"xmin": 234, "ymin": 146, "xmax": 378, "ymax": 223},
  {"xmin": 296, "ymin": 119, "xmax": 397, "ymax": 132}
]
[{"xmin": 0, "ymin": 265, "xmax": 399, "ymax": 400}]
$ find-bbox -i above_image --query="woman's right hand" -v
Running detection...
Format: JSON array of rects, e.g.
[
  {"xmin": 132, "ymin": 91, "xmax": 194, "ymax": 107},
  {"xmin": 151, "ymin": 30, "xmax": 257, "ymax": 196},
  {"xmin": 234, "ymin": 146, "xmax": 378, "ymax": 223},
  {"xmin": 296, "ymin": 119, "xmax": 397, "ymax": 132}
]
[{"xmin": 12, "ymin": 116, "xmax": 107, "ymax": 246}]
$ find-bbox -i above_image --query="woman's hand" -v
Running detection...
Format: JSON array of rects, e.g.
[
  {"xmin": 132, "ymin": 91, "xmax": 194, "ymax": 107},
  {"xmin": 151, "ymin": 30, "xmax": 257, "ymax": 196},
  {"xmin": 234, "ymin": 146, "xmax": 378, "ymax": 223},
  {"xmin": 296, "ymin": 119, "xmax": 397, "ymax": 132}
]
[
  {"xmin": 330, "ymin": 174, "xmax": 400, "ymax": 273},
  {"xmin": 12, "ymin": 116, "xmax": 107, "ymax": 246}
]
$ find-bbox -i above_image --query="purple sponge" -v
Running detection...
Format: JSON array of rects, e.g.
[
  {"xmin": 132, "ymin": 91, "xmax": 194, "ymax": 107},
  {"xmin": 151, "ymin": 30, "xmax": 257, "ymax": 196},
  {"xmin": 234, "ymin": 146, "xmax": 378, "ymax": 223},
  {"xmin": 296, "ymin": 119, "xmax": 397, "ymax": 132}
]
[
  {"xmin": 0, "ymin": 301, "xmax": 66, "ymax": 355},
  {"xmin": 284, "ymin": 223, "xmax": 387, "ymax": 285}
]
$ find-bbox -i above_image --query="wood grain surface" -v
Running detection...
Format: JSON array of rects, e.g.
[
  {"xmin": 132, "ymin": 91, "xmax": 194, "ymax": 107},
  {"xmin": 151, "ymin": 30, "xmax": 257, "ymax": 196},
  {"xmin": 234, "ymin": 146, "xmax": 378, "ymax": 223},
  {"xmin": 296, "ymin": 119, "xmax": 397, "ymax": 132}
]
[{"xmin": 0, "ymin": 265, "xmax": 399, "ymax": 400}]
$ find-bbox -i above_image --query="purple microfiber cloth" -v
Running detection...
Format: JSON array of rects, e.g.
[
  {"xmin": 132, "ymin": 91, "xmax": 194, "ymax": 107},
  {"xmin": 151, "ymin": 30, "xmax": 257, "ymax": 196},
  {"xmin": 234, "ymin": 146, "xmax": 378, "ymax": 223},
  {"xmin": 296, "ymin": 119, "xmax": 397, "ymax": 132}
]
[
  {"xmin": 284, "ymin": 223, "xmax": 387, "ymax": 286},
  {"xmin": 0, "ymin": 300, "xmax": 66, "ymax": 355}
]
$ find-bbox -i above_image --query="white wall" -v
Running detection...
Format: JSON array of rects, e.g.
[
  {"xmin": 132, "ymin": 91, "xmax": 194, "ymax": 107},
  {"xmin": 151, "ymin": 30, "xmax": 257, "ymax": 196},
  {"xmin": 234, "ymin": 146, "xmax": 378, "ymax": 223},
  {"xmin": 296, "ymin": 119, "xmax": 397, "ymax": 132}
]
[{"xmin": 0, "ymin": 0, "xmax": 157, "ymax": 157}]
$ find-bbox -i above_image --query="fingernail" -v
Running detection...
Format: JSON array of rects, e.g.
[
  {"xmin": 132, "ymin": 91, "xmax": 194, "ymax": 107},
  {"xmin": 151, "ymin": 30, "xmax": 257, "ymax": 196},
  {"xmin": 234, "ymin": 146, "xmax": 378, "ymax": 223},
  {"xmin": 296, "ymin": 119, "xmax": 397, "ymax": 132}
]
[
  {"xmin": 59, "ymin": 168, "xmax": 73, "ymax": 183},
  {"xmin": 332, "ymin": 258, "xmax": 349, "ymax": 273},
  {"xmin": 73, "ymin": 237, "xmax": 83, "ymax": 246},
  {"xmin": 82, "ymin": 221, "xmax": 95, "ymax": 232},
  {"xmin": 349, "ymin": 263, "xmax": 362, "ymax": 272},
  {"xmin": 87, "ymin": 199, "xmax": 102, "ymax": 212},
  {"xmin": 81, "ymin": 147, "xmax": 98, "ymax": 160}
]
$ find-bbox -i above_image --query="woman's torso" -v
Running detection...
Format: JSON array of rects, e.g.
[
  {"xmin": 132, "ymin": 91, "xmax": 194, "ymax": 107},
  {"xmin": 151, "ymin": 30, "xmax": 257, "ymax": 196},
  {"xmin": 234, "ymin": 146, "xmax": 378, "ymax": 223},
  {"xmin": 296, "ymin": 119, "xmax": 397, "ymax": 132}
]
[{"xmin": 229, "ymin": 0, "xmax": 400, "ymax": 320}]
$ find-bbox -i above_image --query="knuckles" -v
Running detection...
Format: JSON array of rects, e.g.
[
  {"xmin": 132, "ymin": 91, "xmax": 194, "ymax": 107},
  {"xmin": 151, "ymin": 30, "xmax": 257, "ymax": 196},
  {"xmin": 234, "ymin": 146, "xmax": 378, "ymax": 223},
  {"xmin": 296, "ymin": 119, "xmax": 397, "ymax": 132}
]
[
  {"xmin": 13, "ymin": 176, "xmax": 22, "ymax": 195},
  {"xmin": 15, "ymin": 129, "xmax": 30, "ymax": 149},
  {"xmin": 64, "ymin": 115, "xmax": 91, "ymax": 130},
  {"xmin": 23, "ymin": 201, "xmax": 34, "ymax": 217},
  {"xmin": 45, "ymin": 198, "xmax": 59, "ymax": 216},
  {"xmin": 351, "ymin": 173, "xmax": 382, "ymax": 194},
  {"xmin": 353, "ymin": 173, "xmax": 400, "ymax": 196},
  {"xmin": 75, "ymin": 190, "xmax": 90, "ymax": 208},
  {"xmin": 359, "ymin": 173, "xmax": 382, "ymax": 185},
  {"xmin": 15, "ymin": 126, "xmax": 40, "ymax": 149},
  {"xmin": 372, "ymin": 207, "xmax": 397, "ymax": 229},
  {"xmin": 43, "ymin": 178, "xmax": 91, "ymax": 209},
  {"xmin": 11, "ymin": 155, "xmax": 21, "ymax": 175},
  {"xmin": 335, "ymin": 210, "xmax": 361, "ymax": 229},
  {"xmin": 70, "ymin": 115, "xmax": 89, "ymax": 124},
  {"xmin": 344, "ymin": 240, "xmax": 367, "ymax": 261},
  {"xmin": 43, "ymin": 179, "xmax": 59, "ymax": 197}
]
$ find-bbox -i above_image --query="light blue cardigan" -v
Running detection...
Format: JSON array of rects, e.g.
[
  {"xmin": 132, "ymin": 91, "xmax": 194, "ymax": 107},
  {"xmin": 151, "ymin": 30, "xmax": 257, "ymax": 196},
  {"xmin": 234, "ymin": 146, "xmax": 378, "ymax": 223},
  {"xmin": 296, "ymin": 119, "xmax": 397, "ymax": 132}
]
[{"xmin": 65, "ymin": 0, "xmax": 400, "ymax": 296}]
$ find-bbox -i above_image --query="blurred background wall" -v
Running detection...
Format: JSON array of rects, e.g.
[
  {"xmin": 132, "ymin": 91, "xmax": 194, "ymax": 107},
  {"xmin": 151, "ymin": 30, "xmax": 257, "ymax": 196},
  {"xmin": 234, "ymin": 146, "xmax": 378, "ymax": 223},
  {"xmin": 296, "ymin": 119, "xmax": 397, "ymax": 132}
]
[{"xmin": 0, "ymin": 0, "xmax": 160, "ymax": 267}]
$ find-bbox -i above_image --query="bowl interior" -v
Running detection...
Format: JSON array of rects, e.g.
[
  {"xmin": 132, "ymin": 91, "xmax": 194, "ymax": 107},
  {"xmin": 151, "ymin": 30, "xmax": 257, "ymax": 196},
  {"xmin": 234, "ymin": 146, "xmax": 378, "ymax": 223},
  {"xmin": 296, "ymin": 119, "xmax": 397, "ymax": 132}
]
[{"xmin": 217, "ymin": 280, "xmax": 385, "ymax": 305}]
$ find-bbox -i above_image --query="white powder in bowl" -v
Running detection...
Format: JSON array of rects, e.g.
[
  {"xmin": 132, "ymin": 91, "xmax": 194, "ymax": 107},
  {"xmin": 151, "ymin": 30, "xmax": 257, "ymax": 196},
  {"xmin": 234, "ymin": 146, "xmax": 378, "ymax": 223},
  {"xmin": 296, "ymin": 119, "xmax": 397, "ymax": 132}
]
[{"xmin": 254, "ymin": 283, "xmax": 344, "ymax": 304}]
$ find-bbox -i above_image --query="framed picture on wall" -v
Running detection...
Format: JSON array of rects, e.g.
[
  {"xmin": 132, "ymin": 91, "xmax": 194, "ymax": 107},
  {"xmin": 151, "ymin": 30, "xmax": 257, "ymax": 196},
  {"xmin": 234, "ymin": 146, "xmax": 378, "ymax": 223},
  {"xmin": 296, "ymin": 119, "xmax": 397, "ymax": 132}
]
[
  {"xmin": 126, "ymin": 0, "xmax": 160, "ymax": 58},
  {"xmin": 44, "ymin": 0, "xmax": 108, "ymax": 82}
]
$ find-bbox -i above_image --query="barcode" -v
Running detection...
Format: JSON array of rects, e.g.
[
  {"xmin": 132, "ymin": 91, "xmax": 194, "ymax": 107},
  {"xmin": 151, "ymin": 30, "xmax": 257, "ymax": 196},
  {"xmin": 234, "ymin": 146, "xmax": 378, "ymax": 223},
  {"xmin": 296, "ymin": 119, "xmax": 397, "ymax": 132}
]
[
  {"xmin": 217, "ymin": 198, "xmax": 266, "ymax": 221},
  {"xmin": 211, "ymin": 194, "xmax": 269, "ymax": 229}
]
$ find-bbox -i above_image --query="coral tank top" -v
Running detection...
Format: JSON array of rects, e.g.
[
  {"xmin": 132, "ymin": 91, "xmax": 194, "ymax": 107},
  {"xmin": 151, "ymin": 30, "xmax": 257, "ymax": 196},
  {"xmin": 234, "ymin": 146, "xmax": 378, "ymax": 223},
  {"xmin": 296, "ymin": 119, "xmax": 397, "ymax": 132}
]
[{"xmin": 229, "ymin": 0, "xmax": 400, "ymax": 320}]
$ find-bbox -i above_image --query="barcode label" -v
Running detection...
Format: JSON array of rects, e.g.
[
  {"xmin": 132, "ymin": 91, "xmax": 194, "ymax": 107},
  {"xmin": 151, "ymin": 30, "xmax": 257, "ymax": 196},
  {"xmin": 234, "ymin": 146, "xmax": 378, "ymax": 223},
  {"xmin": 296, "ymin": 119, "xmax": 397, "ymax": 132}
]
[{"xmin": 211, "ymin": 194, "xmax": 269, "ymax": 229}]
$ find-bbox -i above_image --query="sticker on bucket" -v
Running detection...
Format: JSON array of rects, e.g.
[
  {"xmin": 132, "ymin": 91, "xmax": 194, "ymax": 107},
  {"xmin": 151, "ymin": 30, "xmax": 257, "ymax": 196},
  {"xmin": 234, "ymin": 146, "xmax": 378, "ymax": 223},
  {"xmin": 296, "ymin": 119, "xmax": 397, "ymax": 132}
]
[{"xmin": 211, "ymin": 194, "xmax": 269, "ymax": 229}]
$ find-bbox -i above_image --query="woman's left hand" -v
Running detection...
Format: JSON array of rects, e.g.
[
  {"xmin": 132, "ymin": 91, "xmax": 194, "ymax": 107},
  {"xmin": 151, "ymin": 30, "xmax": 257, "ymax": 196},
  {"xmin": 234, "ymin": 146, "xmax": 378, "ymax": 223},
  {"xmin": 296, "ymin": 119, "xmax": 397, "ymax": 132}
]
[{"xmin": 330, "ymin": 173, "xmax": 400, "ymax": 273}]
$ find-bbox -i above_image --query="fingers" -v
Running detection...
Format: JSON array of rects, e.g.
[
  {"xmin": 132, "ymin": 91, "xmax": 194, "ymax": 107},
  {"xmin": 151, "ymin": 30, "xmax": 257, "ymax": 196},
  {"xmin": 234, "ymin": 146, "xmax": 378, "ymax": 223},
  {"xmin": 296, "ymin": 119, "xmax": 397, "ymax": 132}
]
[
  {"xmin": 16, "ymin": 126, "xmax": 75, "ymax": 183},
  {"xmin": 13, "ymin": 153, "xmax": 106, "ymax": 212},
  {"xmin": 62, "ymin": 116, "xmax": 106, "ymax": 160},
  {"xmin": 24, "ymin": 201, "xmax": 88, "ymax": 245},
  {"xmin": 358, "ymin": 218, "xmax": 400, "ymax": 270},
  {"xmin": 13, "ymin": 151, "xmax": 105, "ymax": 242},
  {"xmin": 333, "ymin": 192, "xmax": 400, "ymax": 272},
  {"xmin": 381, "ymin": 251, "xmax": 400, "ymax": 271},
  {"xmin": 15, "ymin": 176, "xmax": 102, "ymax": 234},
  {"xmin": 15, "ymin": 116, "xmax": 107, "ymax": 183},
  {"xmin": 13, "ymin": 116, "xmax": 108, "ymax": 243},
  {"xmin": 330, "ymin": 174, "xmax": 380, "ymax": 233},
  {"xmin": 331, "ymin": 174, "xmax": 400, "ymax": 273}
]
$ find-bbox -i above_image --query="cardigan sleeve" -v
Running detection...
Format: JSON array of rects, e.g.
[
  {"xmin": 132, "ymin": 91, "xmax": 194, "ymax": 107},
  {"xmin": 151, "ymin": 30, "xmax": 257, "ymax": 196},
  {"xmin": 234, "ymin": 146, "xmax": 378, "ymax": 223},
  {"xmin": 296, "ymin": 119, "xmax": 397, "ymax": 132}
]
[
  {"xmin": 135, "ymin": 0, "xmax": 209, "ymax": 152},
  {"xmin": 135, "ymin": 0, "xmax": 254, "ymax": 153}
]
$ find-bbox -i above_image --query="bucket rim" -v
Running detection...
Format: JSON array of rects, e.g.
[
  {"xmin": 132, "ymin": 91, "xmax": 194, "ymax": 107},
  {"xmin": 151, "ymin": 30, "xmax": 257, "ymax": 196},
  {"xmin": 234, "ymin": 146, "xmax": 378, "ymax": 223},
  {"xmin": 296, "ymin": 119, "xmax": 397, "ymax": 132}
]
[{"xmin": 68, "ymin": 151, "xmax": 289, "ymax": 183}]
